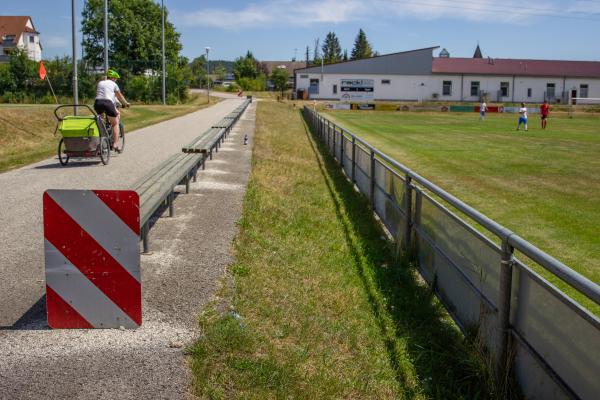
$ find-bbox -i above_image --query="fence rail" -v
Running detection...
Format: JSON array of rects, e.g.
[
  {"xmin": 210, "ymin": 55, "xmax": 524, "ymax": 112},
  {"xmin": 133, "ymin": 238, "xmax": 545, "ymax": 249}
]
[
  {"xmin": 133, "ymin": 98, "xmax": 251, "ymax": 252},
  {"xmin": 303, "ymin": 106, "xmax": 600, "ymax": 400}
]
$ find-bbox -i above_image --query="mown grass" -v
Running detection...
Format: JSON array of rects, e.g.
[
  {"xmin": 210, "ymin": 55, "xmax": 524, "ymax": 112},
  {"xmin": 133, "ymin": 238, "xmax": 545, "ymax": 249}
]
[
  {"xmin": 189, "ymin": 101, "xmax": 508, "ymax": 399},
  {"xmin": 0, "ymin": 94, "xmax": 220, "ymax": 172},
  {"xmin": 324, "ymin": 110, "xmax": 600, "ymax": 313}
]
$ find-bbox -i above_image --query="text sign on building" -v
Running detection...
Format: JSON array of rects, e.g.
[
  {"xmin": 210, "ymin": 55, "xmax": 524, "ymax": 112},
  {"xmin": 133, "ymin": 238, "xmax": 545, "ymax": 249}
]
[{"xmin": 340, "ymin": 79, "xmax": 374, "ymax": 101}]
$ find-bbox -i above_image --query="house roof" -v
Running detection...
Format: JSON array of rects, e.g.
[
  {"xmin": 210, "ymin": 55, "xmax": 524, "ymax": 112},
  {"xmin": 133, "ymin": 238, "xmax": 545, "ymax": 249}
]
[
  {"xmin": 295, "ymin": 47, "xmax": 439, "ymax": 75},
  {"xmin": 0, "ymin": 15, "xmax": 39, "ymax": 44},
  {"xmin": 433, "ymin": 57, "xmax": 600, "ymax": 78},
  {"xmin": 260, "ymin": 61, "xmax": 306, "ymax": 75},
  {"xmin": 0, "ymin": 16, "xmax": 38, "ymax": 46}
]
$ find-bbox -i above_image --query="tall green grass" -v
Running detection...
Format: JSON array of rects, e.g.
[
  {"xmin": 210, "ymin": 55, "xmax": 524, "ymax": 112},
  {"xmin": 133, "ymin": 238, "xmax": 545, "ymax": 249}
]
[{"xmin": 190, "ymin": 101, "xmax": 508, "ymax": 399}]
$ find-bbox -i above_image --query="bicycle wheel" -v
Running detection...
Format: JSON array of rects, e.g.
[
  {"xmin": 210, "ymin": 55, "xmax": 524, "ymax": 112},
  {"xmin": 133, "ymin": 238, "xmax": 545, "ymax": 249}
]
[
  {"xmin": 99, "ymin": 136, "xmax": 110, "ymax": 165},
  {"xmin": 118, "ymin": 122, "xmax": 125, "ymax": 153},
  {"xmin": 58, "ymin": 138, "xmax": 69, "ymax": 166}
]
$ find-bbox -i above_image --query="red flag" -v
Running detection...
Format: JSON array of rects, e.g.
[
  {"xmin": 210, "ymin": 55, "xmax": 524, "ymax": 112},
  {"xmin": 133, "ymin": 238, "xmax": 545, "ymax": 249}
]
[{"xmin": 39, "ymin": 62, "xmax": 47, "ymax": 80}]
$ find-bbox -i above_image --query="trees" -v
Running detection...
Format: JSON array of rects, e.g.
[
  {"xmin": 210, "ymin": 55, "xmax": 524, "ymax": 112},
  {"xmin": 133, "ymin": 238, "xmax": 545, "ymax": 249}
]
[
  {"xmin": 214, "ymin": 64, "xmax": 227, "ymax": 82},
  {"xmin": 322, "ymin": 32, "xmax": 342, "ymax": 64},
  {"xmin": 270, "ymin": 67, "xmax": 289, "ymax": 96},
  {"xmin": 233, "ymin": 51, "xmax": 258, "ymax": 81},
  {"xmin": 81, "ymin": 0, "xmax": 181, "ymax": 74},
  {"xmin": 350, "ymin": 29, "xmax": 373, "ymax": 60}
]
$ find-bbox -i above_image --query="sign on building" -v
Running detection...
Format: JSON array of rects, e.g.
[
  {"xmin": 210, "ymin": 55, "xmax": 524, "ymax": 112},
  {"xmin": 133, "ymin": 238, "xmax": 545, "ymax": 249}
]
[{"xmin": 340, "ymin": 79, "xmax": 374, "ymax": 102}]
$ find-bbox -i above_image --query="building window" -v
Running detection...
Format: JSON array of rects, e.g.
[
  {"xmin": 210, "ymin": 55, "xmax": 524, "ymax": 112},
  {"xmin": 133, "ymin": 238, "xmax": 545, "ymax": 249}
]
[
  {"xmin": 580, "ymin": 84, "xmax": 589, "ymax": 98},
  {"xmin": 500, "ymin": 82, "xmax": 509, "ymax": 97},
  {"xmin": 546, "ymin": 83, "xmax": 556, "ymax": 99},
  {"xmin": 300, "ymin": 74, "xmax": 308, "ymax": 79},
  {"xmin": 381, "ymin": 79, "xmax": 391, "ymax": 84},
  {"xmin": 442, "ymin": 80, "xmax": 452, "ymax": 96},
  {"xmin": 470, "ymin": 81, "xmax": 480, "ymax": 97},
  {"xmin": 29, "ymin": 36, "xmax": 35, "ymax": 43},
  {"xmin": 527, "ymin": 88, "xmax": 532, "ymax": 98},
  {"xmin": 333, "ymin": 84, "xmax": 337, "ymax": 94}
]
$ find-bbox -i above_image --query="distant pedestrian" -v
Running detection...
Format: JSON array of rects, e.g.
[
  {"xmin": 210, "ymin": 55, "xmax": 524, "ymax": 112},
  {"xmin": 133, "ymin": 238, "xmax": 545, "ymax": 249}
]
[
  {"xmin": 479, "ymin": 101, "xmax": 487, "ymax": 121},
  {"xmin": 517, "ymin": 102, "xmax": 528, "ymax": 131},
  {"xmin": 540, "ymin": 100, "xmax": 550, "ymax": 129}
]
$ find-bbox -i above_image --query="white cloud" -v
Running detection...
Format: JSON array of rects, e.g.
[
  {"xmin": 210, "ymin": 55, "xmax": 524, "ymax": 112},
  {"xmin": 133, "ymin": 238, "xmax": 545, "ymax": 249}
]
[
  {"xmin": 174, "ymin": 0, "xmax": 579, "ymax": 29},
  {"xmin": 43, "ymin": 36, "xmax": 69, "ymax": 48}
]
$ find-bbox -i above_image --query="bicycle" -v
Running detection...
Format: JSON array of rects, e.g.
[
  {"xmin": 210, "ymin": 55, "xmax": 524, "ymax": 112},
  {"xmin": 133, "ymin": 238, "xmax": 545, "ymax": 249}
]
[{"xmin": 99, "ymin": 102, "xmax": 126, "ymax": 153}]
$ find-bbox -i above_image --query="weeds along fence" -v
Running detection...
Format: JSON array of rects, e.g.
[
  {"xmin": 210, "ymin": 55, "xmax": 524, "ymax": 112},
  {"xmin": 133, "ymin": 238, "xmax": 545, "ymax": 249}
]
[{"xmin": 303, "ymin": 106, "xmax": 600, "ymax": 400}]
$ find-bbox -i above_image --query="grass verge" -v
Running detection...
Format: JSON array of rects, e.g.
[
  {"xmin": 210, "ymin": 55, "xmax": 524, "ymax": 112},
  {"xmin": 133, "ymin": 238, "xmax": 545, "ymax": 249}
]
[
  {"xmin": 0, "ymin": 94, "xmax": 220, "ymax": 172},
  {"xmin": 189, "ymin": 101, "xmax": 507, "ymax": 399}
]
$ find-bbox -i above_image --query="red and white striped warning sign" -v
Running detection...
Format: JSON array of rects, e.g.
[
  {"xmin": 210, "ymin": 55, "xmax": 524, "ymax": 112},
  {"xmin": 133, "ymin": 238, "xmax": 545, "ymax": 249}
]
[{"xmin": 43, "ymin": 190, "xmax": 141, "ymax": 329}]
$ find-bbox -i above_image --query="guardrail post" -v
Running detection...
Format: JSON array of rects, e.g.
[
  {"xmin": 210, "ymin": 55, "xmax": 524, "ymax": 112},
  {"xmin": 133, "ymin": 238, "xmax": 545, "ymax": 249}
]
[
  {"xmin": 351, "ymin": 136, "xmax": 356, "ymax": 183},
  {"xmin": 185, "ymin": 174, "xmax": 190, "ymax": 194},
  {"xmin": 142, "ymin": 222, "xmax": 150, "ymax": 254},
  {"xmin": 168, "ymin": 191, "xmax": 175, "ymax": 217},
  {"xmin": 404, "ymin": 174, "xmax": 413, "ymax": 251},
  {"xmin": 498, "ymin": 239, "xmax": 515, "ymax": 383},
  {"xmin": 370, "ymin": 150, "xmax": 376, "ymax": 209}
]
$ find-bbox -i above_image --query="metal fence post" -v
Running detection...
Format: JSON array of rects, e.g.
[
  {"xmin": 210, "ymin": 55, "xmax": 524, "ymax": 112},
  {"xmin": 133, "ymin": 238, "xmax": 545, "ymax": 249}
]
[
  {"xmin": 333, "ymin": 124, "xmax": 336, "ymax": 159},
  {"xmin": 339, "ymin": 128, "xmax": 344, "ymax": 168},
  {"xmin": 370, "ymin": 150, "xmax": 376, "ymax": 209},
  {"xmin": 351, "ymin": 136, "xmax": 356, "ymax": 183},
  {"xmin": 498, "ymin": 239, "xmax": 515, "ymax": 382},
  {"xmin": 404, "ymin": 173, "xmax": 413, "ymax": 250}
]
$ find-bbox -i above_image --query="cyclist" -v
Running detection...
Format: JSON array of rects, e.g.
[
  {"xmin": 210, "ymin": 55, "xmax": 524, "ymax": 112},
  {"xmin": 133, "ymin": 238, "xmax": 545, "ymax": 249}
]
[{"xmin": 94, "ymin": 69, "xmax": 130, "ymax": 152}]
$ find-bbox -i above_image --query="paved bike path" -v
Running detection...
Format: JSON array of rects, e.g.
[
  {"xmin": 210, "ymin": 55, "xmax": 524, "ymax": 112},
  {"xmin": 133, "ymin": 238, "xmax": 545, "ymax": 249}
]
[{"xmin": 0, "ymin": 98, "xmax": 255, "ymax": 398}]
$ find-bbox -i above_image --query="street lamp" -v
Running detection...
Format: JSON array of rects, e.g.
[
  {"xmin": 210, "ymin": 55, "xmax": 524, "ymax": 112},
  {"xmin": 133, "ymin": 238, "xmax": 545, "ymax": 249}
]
[
  {"xmin": 71, "ymin": 0, "xmax": 78, "ymax": 115},
  {"xmin": 205, "ymin": 46, "xmax": 210, "ymax": 103},
  {"xmin": 161, "ymin": 0, "xmax": 166, "ymax": 105}
]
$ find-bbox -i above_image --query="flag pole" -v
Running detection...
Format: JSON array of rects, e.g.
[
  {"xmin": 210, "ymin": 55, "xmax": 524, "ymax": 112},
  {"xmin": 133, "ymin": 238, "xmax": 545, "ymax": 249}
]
[{"xmin": 46, "ymin": 76, "xmax": 58, "ymax": 104}]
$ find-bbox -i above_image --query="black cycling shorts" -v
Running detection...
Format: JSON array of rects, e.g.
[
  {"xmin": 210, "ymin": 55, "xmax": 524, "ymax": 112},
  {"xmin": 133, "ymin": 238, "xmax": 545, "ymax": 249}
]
[{"xmin": 94, "ymin": 99, "xmax": 118, "ymax": 117}]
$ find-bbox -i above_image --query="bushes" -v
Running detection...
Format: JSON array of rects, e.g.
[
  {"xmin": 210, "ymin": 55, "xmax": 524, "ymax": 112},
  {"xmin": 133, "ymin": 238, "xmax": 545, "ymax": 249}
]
[
  {"xmin": 0, "ymin": 51, "xmax": 192, "ymax": 104},
  {"xmin": 237, "ymin": 75, "xmax": 266, "ymax": 91}
]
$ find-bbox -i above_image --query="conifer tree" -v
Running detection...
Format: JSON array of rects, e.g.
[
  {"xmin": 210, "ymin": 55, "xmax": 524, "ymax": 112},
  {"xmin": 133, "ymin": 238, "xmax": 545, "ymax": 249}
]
[
  {"xmin": 350, "ymin": 29, "xmax": 373, "ymax": 60},
  {"xmin": 321, "ymin": 32, "xmax": 342, "ymax": 64}
]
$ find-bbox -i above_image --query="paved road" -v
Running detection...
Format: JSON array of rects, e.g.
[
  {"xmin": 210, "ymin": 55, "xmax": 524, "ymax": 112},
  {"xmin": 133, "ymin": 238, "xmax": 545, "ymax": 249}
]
[{"xmin": 0, "ymin": 98, "xmax": 256, "ymax": 398}]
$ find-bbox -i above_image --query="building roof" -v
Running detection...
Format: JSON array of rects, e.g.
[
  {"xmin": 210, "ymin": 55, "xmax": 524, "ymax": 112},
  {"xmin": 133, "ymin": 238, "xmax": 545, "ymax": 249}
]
[
  {"xmin": 432, "ymin": 57, "xmax": 600, "ymax": 78},
  {"xmin": 0, "ymin": 16, "xmax": 38, "ymax": 46},
  {"xmin": 295, "ymin": 47, "xmax": 439, "ymax": 75},
  {"xmin": 261, "ymin": 61, "xmax": 306, "ymax": 75}
]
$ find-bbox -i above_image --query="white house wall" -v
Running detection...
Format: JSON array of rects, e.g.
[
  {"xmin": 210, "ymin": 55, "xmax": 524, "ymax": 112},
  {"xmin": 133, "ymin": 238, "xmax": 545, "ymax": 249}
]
[{"xmin": 296, "ymin": 73, "xmax": 600, "ymax": 102}]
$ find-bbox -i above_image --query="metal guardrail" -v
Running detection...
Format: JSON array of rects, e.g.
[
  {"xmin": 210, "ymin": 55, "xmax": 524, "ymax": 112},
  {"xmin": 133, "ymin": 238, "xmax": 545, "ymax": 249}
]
[
  {"xmin": 303, "ymin": 106, "xmax": 600, "ymax": 400},
  {"xmin": 133, "ymin": 98, "xmax": 251, "ymax": 253}
]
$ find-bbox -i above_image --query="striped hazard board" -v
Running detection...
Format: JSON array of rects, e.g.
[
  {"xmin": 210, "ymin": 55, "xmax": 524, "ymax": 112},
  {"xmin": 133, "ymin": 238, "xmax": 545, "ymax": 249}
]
[{"xmin": 43, "ymin": 189, "xmax": 141, "ymax": 329}]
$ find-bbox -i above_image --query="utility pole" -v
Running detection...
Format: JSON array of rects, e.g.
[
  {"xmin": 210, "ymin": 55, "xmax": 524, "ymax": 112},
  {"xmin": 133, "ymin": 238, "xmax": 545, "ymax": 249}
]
[
  {"xmin": 161, "ymin": 0, "xmax": 166, "ymax": 105},
  {"xmin": 104, "ymin": 0, "xmax": 108, "ymax": 74},
  {"xmin": 71, "ymin": 0, "xmax": 78, "ymax": 115},
  {"xmin": 205, "ymin": 46, "xmax": 210, "ymax": 103}
]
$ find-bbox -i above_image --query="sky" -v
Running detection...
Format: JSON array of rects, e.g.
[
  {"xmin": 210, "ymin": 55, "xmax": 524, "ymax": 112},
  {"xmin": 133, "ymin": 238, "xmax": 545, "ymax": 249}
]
[{"xmin": 3, "ymin": 0, "xmax": 600, "ymax": 62}]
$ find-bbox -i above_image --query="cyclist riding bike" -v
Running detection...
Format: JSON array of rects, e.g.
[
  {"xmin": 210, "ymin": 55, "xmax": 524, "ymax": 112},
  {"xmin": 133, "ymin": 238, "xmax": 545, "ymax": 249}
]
[{"xmin": 94, "ymin": 69, "xmax": 130, "ymax": 153}]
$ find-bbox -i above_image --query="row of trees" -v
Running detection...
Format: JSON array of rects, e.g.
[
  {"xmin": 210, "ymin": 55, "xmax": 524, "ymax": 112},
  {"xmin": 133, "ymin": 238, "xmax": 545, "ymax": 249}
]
[{"xmin": 308, "ymin": 29, "xmax": 375, "ymax": 66}]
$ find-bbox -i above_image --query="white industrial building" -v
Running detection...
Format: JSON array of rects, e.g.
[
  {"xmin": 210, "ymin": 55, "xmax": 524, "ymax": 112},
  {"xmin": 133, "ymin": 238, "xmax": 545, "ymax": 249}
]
[
  {"xmin": 294, "ymin": 46, "xmax": 600, "ymax": 103},
  {"xmin": 0, "ymin": 16, "xmax": 43, "ymax": 62}
]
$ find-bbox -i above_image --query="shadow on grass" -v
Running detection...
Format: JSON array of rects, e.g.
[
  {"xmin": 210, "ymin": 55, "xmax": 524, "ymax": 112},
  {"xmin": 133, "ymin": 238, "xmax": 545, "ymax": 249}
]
[{"xmin": 301, "ymin": 111, "xmax": 503, "ymax": 399}]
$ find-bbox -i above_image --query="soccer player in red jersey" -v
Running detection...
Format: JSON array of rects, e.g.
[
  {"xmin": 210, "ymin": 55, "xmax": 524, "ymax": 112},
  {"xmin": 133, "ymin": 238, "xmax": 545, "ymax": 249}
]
[{"xmin": 540, "ymin": 100, "xmax": 550, "ymax": 129}]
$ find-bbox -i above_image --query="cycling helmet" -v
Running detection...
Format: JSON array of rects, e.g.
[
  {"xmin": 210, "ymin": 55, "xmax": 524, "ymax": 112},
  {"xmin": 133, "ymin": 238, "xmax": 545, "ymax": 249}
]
[{"xmin": 107, "ymin": 69, "xmax": 120, "ymax": 79}]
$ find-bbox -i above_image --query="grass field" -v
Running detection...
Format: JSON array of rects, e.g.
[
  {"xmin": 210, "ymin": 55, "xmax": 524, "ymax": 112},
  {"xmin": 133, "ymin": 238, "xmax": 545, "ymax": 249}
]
[
  {"xmin": 0, "ymin": 94, "xmax": 220, "ymax": 172},
  {"xmin": 324, "ymin": 110, "xmax": 600, "ymax": 311},
  {"xmin": 189, "ymin": 101, "xmax": 512, "ymax": 399}
]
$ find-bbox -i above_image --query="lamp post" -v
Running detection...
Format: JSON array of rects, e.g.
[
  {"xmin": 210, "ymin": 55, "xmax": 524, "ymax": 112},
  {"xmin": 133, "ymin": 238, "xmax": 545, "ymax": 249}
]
[
  {"xmin": 71, "ymin": 0, "xmax": 78, "ymax": 115},
  {"xmin": 161, "ymin": 0, "xmax": 166, "ymax": 105},
  {"xmin": 104, "ymin": 0, "xmax": 108, "ymax": 74},
  {"xmin": 205, "ymin": 46, "xmax": 210, "ymax": 103}
]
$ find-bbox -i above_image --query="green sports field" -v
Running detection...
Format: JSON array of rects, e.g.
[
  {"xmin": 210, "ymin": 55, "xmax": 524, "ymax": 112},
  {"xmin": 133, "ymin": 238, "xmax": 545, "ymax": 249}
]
[{"xmin": 324, "ymin": 110, "xmax": 600, "ymax": 311}]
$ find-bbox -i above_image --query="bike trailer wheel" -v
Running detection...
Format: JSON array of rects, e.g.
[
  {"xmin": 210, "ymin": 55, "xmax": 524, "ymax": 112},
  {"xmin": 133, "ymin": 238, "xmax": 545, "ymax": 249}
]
[
  {"xmin": 99, "ymin": 136, "xmax": 110, "ymax": 165},
  {"xmin": 58, "ymin": 138, "xmax": 69, "ymax": 166}
]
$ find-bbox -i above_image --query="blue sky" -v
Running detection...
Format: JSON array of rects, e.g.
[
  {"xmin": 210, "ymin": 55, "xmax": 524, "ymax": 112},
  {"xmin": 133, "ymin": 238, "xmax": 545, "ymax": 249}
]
[{"xmin": 3, "ymin": 0, "xmax": 600, "ymax": 62}]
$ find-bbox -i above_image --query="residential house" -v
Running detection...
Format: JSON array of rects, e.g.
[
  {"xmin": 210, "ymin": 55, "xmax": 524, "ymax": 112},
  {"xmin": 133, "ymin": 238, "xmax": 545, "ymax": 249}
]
[{"xmin": 0, "ymin": 16, "xmax": 42, "ymax": 62}]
